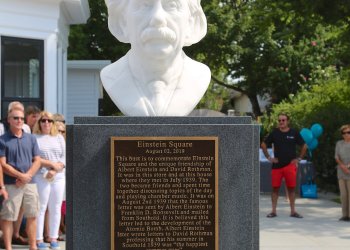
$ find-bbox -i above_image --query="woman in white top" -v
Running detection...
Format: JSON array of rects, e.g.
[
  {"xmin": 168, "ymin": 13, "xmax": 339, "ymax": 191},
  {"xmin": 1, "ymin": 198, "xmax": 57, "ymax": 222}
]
[{"xmin": 32, "ymin": 111, "xmax": 65, "ymax": 249}]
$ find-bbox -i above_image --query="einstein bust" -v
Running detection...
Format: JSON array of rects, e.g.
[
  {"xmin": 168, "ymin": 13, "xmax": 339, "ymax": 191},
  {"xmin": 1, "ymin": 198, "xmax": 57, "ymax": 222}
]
[{"xmin": 101, "ymin": 0, "xmax": 211, "ymax": 116}]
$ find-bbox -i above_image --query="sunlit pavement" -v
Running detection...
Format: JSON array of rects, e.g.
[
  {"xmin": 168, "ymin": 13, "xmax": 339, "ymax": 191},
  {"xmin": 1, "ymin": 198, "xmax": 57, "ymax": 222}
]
[
  {"xmin": 260, "ymin": 193, "xmax": 350, "ymax": 250},
  {"xmin": 6, "ymin": 194, "xmax": 350, "ymax": 250},
  {"xmin": 4, "ymin": 236, "xmax": 65, "ymax": 250}
]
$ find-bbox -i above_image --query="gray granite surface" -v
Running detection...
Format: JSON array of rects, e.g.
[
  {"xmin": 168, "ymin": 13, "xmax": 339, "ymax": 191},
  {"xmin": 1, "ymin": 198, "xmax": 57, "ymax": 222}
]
[
  {"xmin": 74, "ymin": 116, "xmax": 252, "ymax": 125},
  {"xmin": 67, "ymin": 117, "xmax": 259, "ymax": 250}
]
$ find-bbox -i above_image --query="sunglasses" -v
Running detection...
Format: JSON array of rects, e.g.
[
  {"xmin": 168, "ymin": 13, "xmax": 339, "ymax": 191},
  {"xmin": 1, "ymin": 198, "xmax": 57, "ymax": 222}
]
[
  {"xmin": 40, "ymin": 119, "xmax": 54, "ymax": 123},
  {"xmin": 278, "ymin": 119, "xmax": 286, "ymax": 122},
  {"xmin": 342, "ymin": 131, "xmax": 350, "ymax": 135},
  {"xmin": 12, "ymin": 116, "xmax": 25, "ymax": 121},
  {"xmin": 58, "ymin": 130, "xmax": 66, "ymax": 134}
]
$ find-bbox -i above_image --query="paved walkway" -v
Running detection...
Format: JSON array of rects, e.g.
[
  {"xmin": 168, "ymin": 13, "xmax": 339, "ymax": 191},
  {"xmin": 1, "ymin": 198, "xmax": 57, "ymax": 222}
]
[
  {"xmin": 260, "ymin": 193, "xmax": 350, "ymax": 250},
  {"xmin": 5, "ymin": 193, "xmax": 350, "ymax": 250},
  {"xmin": 2, "ymin": 237, "xmax": 65, "ymax": 250}
]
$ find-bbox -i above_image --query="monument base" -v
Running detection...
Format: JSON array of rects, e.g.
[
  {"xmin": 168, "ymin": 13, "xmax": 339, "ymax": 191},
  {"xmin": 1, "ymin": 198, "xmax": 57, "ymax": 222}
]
[{"xmin": 67, "ymin": 117, "xmax": 259, "ymax": 250}]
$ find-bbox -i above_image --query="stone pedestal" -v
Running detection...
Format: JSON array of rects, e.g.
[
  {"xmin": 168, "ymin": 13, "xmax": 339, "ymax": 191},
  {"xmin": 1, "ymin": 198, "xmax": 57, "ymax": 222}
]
[{"xmin": 66, "ymin": 117, "xmax": 259, "ymax": 250}]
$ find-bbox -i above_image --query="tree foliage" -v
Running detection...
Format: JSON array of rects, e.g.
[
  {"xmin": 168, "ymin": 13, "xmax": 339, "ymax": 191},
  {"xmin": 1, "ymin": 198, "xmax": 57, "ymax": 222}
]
[
  {"xmin": 68, "ymin": 0, "xmax": 129, "ymax": 61},
  {"xmin": 68, "ymin": 0, "xmax": 350, "ymax": 117},
  {"xmin": 192, "ymin": 0, "xmax": 348, "ymax": 116}
]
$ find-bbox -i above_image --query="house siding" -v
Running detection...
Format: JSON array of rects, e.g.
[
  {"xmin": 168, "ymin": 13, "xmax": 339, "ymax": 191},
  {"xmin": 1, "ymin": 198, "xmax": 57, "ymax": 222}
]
[
  {"xmin": 0, "ymin": 0, "xmax": 89, "ymax": 117},
  {"xmin": 66, "ymin": 61, "xmax": 110, "ymax": 124}
]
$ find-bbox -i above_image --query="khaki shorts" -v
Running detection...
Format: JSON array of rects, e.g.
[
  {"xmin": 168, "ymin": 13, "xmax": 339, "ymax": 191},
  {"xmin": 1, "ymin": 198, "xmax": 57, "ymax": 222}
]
[{"xmin": 0, "ymin": 183, "xmax": 40, "ymax": 221}]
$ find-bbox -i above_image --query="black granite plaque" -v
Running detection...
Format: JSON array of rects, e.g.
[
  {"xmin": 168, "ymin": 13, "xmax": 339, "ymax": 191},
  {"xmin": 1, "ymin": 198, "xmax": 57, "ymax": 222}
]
[{"xmin": 111, "ymin": 137, "xmax": 219, "ymax": 250}]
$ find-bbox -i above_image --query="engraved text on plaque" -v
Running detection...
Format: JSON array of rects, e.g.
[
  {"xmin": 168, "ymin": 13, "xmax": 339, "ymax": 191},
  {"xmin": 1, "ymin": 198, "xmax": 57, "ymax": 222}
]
[{"xmin": 111, "ymin": 137, "xmax": 218, "ymax": 250}]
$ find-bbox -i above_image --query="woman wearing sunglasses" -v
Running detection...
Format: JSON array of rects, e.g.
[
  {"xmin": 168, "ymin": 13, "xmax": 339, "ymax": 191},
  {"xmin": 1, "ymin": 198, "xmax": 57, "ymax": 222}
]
[
  {"xmin": 335, "ymin": 124, "xmax": 350, "ymax": 222},
  {"xmin": 32, "ymin": 111, "xmax": 66, "ymax": 249}
]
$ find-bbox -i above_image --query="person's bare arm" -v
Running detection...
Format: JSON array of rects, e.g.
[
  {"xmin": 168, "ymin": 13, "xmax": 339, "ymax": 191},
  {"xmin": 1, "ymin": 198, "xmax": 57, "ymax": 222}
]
[
  {"xmin": 335, "ymin": 156, "xmax": 350, "ymax": 174},
  {"xmin": 40, "ymin": 158, "xmax": 64, "ymax": 172},
  {"xmin": 261, "ymin": 142, "xmax": 269, "ymax": 158},
  {"xmin": 0, "ymin": 160, "xmax": 8, "ymax": 200},
  {"xmin": 27, "ymin": 155, "xmax": 41, "ymax": 177},
  {"xmin": 0, "ymin": 156, "xmax": 32, "ymax": 183},
  {"xmin": 261, "ymin": 142, "xmax": 278, "ymax": 163},
  {"xmin": 292, "ymin": 144, "xmax": 308, "ymax": 165},
  {"xmin": 299, "ymin": 144, "xmax": 307, "ymax": 159}
]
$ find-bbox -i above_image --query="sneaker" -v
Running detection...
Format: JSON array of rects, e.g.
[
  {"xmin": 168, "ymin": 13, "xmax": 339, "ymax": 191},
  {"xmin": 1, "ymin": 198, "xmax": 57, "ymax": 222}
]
[
  {"xmin": 37, "ymin": 242, "xmax": 49, "ymax": 249},
  {"xmin": 50, "ymin": 241, "xmax": 60, "ymax": 249}
]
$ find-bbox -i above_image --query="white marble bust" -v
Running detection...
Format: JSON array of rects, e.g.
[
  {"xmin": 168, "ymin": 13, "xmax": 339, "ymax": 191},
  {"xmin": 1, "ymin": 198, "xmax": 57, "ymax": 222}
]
[{"xmin": 101, "ymin": 0, "xmax": 211, "ymax": 116}]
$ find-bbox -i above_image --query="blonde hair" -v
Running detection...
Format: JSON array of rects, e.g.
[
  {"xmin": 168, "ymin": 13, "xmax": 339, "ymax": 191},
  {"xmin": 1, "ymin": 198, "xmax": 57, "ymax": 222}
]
[
  {"xmin": 53, "ymin": 113, "xmax": 65, "ymax": 123},
  {"xmin": 56, "ymin": 121, "xmax": 66, "ymax": 140},
  {"xmin": 340, "ymin": 124, "xmax": 350, "ymax": 134},
  {"xmin": 7, "ymin": 107, "xmax": 24, "ymax": 117},
  {"xmin": 32, "ymin": 111, "xmax": 59, "ymax": 136},
  {"xmin": 8, "ymin": 101, "xmax": 24, "ymax": 113}
]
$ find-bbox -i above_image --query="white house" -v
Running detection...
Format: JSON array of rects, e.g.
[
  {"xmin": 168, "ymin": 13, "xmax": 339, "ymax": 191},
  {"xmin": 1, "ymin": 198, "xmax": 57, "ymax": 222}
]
[
  {"xmin": 230, "ymin": 90, "xmax": 270, "ymax": 116},
  {"xmin": 0, "ymin": 0, "xmax": 90, "ymax": 121},
  {"xmin": 66, "ymin": 60, "xmax": 110, "ymax": 124}
]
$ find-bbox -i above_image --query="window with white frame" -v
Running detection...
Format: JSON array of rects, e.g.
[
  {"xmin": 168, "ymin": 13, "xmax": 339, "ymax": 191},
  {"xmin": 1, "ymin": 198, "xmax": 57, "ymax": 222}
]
[{"xmin": 1, "ymin": 36, "xmax": 44, "ymax": 120}]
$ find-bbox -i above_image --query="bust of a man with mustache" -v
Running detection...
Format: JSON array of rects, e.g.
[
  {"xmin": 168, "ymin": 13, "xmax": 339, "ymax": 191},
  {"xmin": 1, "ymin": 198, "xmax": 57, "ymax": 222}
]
[{"xmin": 101, "ymin": 0, "xmax": 211, "ymax": 116}]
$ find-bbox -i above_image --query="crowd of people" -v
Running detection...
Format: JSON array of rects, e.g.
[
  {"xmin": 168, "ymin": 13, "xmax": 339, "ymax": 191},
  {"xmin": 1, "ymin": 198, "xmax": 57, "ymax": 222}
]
[
  {"xmin": 261, "ymin": 113, "xmax": 350, "ymax": 221},
  {"xmin": 0, "ymin": 101, "xmax": 66, "ymax": 250}
]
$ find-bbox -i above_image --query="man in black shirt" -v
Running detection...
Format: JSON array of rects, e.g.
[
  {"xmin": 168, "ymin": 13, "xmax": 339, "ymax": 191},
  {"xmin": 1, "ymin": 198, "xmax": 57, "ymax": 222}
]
[{"xmin": 261, "ymin": 113, "xmax": 307, "ymax": 218}]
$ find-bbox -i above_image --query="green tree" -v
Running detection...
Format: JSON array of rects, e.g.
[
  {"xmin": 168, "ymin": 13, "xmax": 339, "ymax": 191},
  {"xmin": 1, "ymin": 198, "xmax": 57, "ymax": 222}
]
[
  {"xmin": 291, "ymin": 0, "xmax": 350, "ymax": 67},
  {"xmin": 68, "ymin": 0, "xmax": 348, "ymax": 116},
  {"xmin": 193, "ymin": 0, "xmax": 346, "ymax": 116},
  {"xmin": 68, "ymin": 0, "xmax": 129, "ymax": 61}
]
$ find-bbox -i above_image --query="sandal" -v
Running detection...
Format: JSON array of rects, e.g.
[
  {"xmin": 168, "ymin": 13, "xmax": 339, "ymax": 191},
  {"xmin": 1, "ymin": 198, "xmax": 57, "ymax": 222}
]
[
  {"xmin": 290, "ymin": 212, "xmax": 303, "ymax": 218},
  {"xmin": 266, "ymin": 212, "xmax": 277, "ymax": 218},
  {"xmin": 12, "ymin": 236, "xmax": 28, "ymax": 245}
]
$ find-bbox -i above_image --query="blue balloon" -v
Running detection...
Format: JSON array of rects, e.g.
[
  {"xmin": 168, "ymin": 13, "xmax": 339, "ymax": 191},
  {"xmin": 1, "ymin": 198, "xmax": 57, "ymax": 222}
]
[
  {"xmin": 300, "ymin": 128, "xmax": 313, "ymax": 144},
  {"xmin": 307, "ymin": 138, "xmax": 318, "ymax": 150},
  {"xmin": 310, "ymin": 123, "xmax": 323, "ymax": 138}
]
